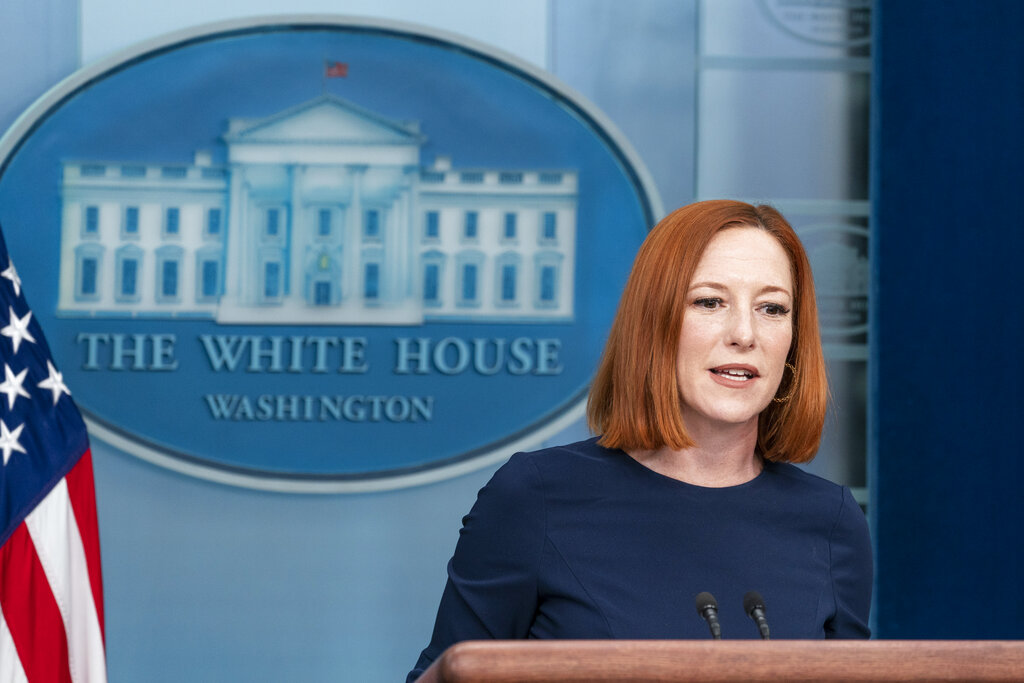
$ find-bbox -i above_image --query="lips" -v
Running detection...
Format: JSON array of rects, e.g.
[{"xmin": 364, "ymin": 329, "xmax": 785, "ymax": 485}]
[{"xmin": 709, "ymin": 365, "xmax": 759, "ymax": 382}]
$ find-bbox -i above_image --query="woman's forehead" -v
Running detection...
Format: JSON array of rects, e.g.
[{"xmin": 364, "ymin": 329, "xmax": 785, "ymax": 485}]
[{"xmin": 691, "ymin": 228, "xmax": 793, "ymax": 288}]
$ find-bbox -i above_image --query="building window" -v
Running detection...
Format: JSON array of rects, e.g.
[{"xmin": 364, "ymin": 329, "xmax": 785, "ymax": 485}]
[
  {"xmin": 161, "ymin": 166, "xmax": 187, "ymax": 179},
  {"xmin": 80, "ymin": 258, "xmax": 98, "ymax": 297},
  {"xmin": 81, "ymin": 164, "xmax": 105, "ymax": 177},
  {"xmin": 264, "ymin": 261, "xmax": 281, "ymax": 299},
  {"xmin": 123, "ymin": 207, "xmax": 139, "ymax": 236},
  {"xmin": 161, "ymin": 261, "xmax": 178, "ymax": 298},
  {"xmin": 195, "ymin": 247, "xmax": 221, "ymax": 303},
  {"xmin": 421, "ymin": 251, "xmax": 445, "ymax": 307},
  {"xmin": 365, "ymin": 210, "xmax": 379, "ymax": 239},
  {"xmin": 364, "ymin": 263, "xmax": 380, "ymax": 301},
  {"xmin": 364, "ymin": 209, "xmax": 380, "ymax": 240},
  {"xmin": 318, "ymin": 208, "xmax": 332, "ymax": 237},
  {"xmin": 116, "ymin": 245, "xmax": 143, "ymax": 302},
  {"xmin": 464, "ymin": 211, "xmax": 478, "ymax": 240},
  {"xmin": 200, "ymin": 260, "xmax": 218, "ymax": 299},
  {"xmin": 462, "ymin": 263, "xmax": 477, "ymax": 302},
  {"xmin": 541, "ymin": 212, "xmax": 557, "ymax": 242},
  {"xmin": 314, "ymin": 281, "xmax": 331, "ymax": 305},
  {"xmin": 266, "ymin": 208, "xmax": 280, "ymax": 237},
  {"xmin": 207, "ymin": 208, "xmax": 222, "ymax": 236},
  {"xmin": 540, "ymin": 265, "xmax": 556, "ymax": 302},
  {"xmin": 424, "ymin": 211, "xmax": 440, "ymax": 240},
  {"xmin": 165, "ymin": 207, "xmax": 180, "ymax": 236},
  {"xmin": 423, "ymin": 263, "xmax": 440, "ymax": 304},
  {"xmin": 495, "ymin": 253, "xmax": 522, "ymax": 307},
  {"xmin": 84, "ymin": 206, "xmax": 99, "ymax": 236},
  {"xmin": 306, "ymin": 247, "xmax": 341, "ymax": 307},
  {"xmin": 503, "ymin": 213, "xmax": 517, "ymax": 240},
  {"xmin": 456, "ymin": 251, "xmax": 484, "ymax": 307},
  {"xmin": 121, "ymin": 259, "xmax": 138, "ymax": 297},
  {"xmin": 501, "ymin": 264, "xmax": 517, "ymax": 302},
  {"xmin": 74, "ymin": 245, "xmax": 103, "ymax": 302},
  {"xmin": 156, "ymin": 246, "xmax": 183, "ymax": 303},
  {"xmin": 534, "ymin": 252, "xmax": 564, "ymax": 309}
]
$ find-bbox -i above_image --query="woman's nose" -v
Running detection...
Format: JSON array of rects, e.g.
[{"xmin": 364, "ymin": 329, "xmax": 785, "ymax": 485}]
[{"xmin": 727, "ymin": 309, "xmax": 756, "ymax": 348}]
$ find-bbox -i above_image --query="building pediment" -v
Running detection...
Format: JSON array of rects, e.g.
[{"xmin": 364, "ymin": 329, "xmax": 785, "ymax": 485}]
[{"xmin": 224, "ymin": 95, "xmax": 425, "ymax": 147}]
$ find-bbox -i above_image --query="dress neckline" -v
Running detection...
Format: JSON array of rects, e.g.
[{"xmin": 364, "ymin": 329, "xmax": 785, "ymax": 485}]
[{"xmin": 611, "ymin": 444, "xmax": 773, "ymax": 492}]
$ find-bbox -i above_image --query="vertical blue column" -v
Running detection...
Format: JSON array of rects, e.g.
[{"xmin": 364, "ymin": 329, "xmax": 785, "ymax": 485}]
[{"xmin": 870, "ymin": 0, "xmax": 1024, "ymax": 638}]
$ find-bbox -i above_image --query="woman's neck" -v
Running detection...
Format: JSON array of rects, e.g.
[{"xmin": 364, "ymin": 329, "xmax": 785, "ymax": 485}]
[{"xmin": 627, "ymin": 418, "xmax": 762, "ymax": 487}]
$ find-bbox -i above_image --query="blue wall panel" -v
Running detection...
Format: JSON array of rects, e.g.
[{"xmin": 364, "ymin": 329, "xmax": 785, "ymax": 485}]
[{"xmin": 871, "ymin": 0, "xmax": 1024, "ymax": 638}]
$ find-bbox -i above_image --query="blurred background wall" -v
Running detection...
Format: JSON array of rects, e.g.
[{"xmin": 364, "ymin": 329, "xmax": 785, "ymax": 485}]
[{"xmin": 0, "ymin": 0, "xmax": 1019, "ymax": 680}]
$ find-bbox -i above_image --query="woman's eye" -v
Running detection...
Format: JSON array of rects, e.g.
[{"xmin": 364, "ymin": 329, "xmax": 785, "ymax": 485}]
[
  {"xmin": 694, "ymin": 297, "xmax": 722, "ymax": 310},
  {"xmin": 760, "ymin": 303, "xmax": 791, "ymax": 317}
]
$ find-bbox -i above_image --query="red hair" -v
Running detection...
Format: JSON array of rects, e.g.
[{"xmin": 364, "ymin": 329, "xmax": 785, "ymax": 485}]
[{"xmin": 587, "ymin": 200, "xmax": 827, "ymax": 463}]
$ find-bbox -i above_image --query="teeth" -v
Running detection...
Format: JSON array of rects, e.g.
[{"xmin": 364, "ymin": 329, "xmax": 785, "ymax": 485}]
[{"xmin": 714, "ymin": 369, "xmax": 754, "ymax": 380}]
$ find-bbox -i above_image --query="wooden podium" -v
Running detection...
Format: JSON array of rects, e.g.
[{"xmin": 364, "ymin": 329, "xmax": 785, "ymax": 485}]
[{"xmin": 417, "ymin": 640, "xmax": 1024, "ymax": 682}]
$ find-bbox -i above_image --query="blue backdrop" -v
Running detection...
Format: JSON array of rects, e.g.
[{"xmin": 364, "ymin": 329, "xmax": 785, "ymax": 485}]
[{"xmin": 870, "ymin": 0, "xmax": 1024, "ymax": 638}]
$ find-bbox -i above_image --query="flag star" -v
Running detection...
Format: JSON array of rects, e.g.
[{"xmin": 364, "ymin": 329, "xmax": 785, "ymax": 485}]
[
  {"xmin": 38, "ymin": 360, "xmax": 71, "ymax": 406},
  {"xmin": 0, "ymin": 419, "xmax": 27, "ymax": 465},
  {"xmin": 0, "ymin": 364, "xmax": 31, "ymax": 409},
  {"xmin": 1, "ymin": 260, "xmax": 21, "ymax": 297},
  {"xmin": 1, "ymin": 307, "xmax": 35, "ymax": 354}
]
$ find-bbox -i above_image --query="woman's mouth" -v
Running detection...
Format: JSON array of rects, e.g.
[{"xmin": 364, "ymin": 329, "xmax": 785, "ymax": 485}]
[{"xmin": 710, "ymin": 367, "xmax": 758, "ymax": 381}]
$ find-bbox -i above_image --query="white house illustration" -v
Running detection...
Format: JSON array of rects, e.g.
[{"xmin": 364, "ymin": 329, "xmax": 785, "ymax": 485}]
[{"xmin": 58, "ymin": 95, "xmax": 577, "ymax": 324}]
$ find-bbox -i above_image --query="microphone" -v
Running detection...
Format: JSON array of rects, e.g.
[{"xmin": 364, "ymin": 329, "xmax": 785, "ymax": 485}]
[
  {"xmin": 695, "ymin": 591, "xmax": 722, "ymax": 640},
  {"xmin": 743, "ymin": 591, "xmax": 770, "ymax": 640}
]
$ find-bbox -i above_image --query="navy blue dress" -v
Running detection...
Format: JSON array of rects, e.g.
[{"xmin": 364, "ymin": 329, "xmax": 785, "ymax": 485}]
[{"xmin": 408, "ymin": 438, "xmax": 872, "ymax": 680}]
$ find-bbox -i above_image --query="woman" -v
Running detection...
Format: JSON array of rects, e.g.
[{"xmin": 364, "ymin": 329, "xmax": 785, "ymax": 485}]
[{"xmin": 407, "ymin": 200, "xmax": 872, "ymax": 680}]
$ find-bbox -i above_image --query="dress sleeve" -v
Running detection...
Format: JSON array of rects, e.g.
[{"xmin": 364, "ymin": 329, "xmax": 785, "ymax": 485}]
[
  {"xmin": 825, "ymin": 486, "xmax": 874, "ymax": 638},
  {"xmin": 407, "ymin": 454, "xmax": 546, "ymax": 681}
]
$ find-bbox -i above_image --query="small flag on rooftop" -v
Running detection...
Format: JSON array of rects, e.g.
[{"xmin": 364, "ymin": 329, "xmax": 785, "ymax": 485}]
[{"xmin": 325, "ymin": 61, "xmax": 349, "ymax": 78}]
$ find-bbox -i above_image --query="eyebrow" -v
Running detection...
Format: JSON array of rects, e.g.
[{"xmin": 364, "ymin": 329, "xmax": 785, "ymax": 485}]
[{"xmin": 687, "ymin": 281, "xmax": 793, "ymax": 298}]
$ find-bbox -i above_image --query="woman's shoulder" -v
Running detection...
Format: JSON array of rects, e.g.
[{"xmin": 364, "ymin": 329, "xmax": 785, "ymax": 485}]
[
  {"xmin": 763, "ymin": 460, "xmax": 845, "ymax": 493},
  {"xmin": 464, "ymin": 438, "xmax": 618, "ymax": 535},
  {"xmin": 505, "ymin": 436, "xmax": 623, "ymax": 476},
  {"xmin": 761, "ymin": 461, "xmax": 862, "ymax": 517},
  {"xmin": 489, "ymin": 437, "xmax": 625, "ymax": 494}
]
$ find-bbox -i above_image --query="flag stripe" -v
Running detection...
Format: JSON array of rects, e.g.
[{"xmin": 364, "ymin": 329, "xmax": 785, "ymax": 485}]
[
  {"xmin": 0, "ymin": 606, "xmax": 31, "ymax": 683},
  {"xmin": 26, "ymin": 477, "xmax": 107, "ymax": 683},
  {"xmin": 65, "ymin": 449, "xmax": 105, "ymax": 641},
  {"xmin": 0, "ymin": 522, "xmax": 73, "ymax": 683}
]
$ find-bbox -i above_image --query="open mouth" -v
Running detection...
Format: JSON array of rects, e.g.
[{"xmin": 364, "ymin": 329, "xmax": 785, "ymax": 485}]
[{"xmin": 710, "ymin": 367, "xmax": 757, "ymax": 381}]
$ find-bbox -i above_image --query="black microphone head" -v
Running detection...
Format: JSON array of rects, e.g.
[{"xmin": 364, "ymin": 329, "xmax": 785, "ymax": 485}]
[
  {"xmin": 743, "ymin": 590, "xmax": 766, "ymax": 615},
  {"xmin": 695, "ymin": 591, "xmax": 718, "ymax": 614}
]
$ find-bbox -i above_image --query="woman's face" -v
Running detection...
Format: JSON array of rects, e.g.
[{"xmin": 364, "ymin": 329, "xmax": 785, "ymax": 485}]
[{"xmin": 676, "ymin": 227, "xmax": 794, "ymax": 434}]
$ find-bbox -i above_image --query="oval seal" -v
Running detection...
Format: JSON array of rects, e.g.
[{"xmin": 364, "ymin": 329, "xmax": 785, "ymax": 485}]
[{"xmin": 0, "ymin": 16, "xmax": 660, "ymax": 492}]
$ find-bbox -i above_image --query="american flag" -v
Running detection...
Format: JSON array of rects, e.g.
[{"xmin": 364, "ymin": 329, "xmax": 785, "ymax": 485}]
[
  {"xmin": 0, "ymin": 225, "xmax": 107, "ymax": 682},
  {"xmin": 325, "ymin": 61, "xmax": 349, "ymax": 78}
]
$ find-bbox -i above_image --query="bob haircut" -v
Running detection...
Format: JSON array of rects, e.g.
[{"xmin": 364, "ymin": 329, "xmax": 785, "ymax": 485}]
[{"xmin": 587, "ymin": 200, "xmax": 827, "ymax": 463}]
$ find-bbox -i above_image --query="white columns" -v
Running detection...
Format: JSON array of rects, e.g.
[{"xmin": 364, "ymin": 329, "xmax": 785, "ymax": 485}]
[{"xmin": 345, "ymin": 164, "xmax": 366, "ymax": 303}]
